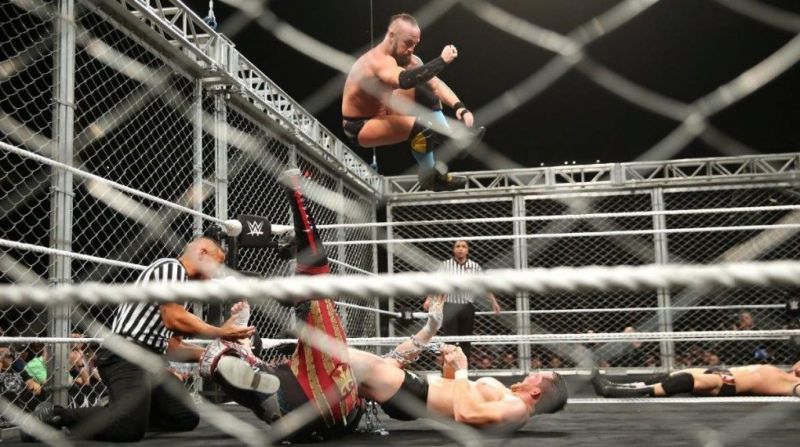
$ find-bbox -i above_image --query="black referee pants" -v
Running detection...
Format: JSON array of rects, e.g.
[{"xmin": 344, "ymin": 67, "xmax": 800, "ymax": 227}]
[
  {"xmin": 442, "ymin": 302, "xmax": 475, "ymax": 360},
  {"xmin": 58, "ymin": 348, "xmax": 198, "ymax": 442}
]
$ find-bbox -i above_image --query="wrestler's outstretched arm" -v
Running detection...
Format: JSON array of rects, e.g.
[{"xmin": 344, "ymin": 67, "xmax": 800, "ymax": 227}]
[
  {"xmin": 165, "ymin": 336, "xmax": 206, "ymax": 362},
  {"xmin": 384, "ymin": 296, "xmax": 444, "ymax": 368},
  {"xmin": 346, "ymin": 296, "xmax": 444, "ymax": 402},
  {"xmin": 427, "ymin": 77, "xmax": 473, "ymax": 128},
  {"xmin": 375, "ymin": 45, "xmax": 459, "ymax": 90},
  {"xmin": 166, "ymin": 300, "xmax": 252, "ymax": 362}
]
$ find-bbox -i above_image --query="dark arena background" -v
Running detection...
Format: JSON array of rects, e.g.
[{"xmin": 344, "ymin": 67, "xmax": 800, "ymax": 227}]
[{"xmin": 1, "ymin": 0, "xmax": 800, "ymax": 446}]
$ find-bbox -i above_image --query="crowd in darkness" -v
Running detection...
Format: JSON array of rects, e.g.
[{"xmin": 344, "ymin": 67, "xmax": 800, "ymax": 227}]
[
  {"xmin": 1, "ymin": 333, "xmax": 199, "ymax": 425},
  {"xmin": 2, "ymin": 309, "xmax": 798, "ymax": 417},
  {"xmin": 0, "ymin": 334, "xmax": 107, "ymax": 422},
  {"xmin": 0, "ymin": 343, "xmax": 47, "ymax": 414},
  {"xmin": 465, "ymin": 309, "xmax": 800, "ymax": 370},
  {"xmin": 64, "ymin": 334, "xmax": 107, "ymax": 408}
]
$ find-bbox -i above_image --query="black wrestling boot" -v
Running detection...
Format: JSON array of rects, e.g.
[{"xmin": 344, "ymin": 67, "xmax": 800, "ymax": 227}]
[
  {"xmin": 417, "ymin": 166, "xmax": 438, "ymax": 191},
  {"xmin": 590, "ymin": 368, "xmax": 606, "ymax": 396},
  {"xmin": 280, "ymin": 168, "xmax": 330, "ymax": 275},
  {"xmin": 599, "ymin": 382, "xmax": 655, "ymax": 398},
  {"xmin": 418, "ymin": 162, "xmax": 467, "ymax": 192},
  {"xmin": 275, "ymin": 229, "xmax": 296, "ymax": 261},
  {"xmin": 591, "ymin": 370, "xmax": 654, "ymax": 398},
  {"xmin": 433, "ymin": 172, "xmax": 467, "ymax": 192}
]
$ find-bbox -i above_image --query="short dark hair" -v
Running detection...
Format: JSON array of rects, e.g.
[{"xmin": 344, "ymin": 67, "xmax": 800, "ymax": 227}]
[
  {"xmin": 452, "ymin": 239, "xmax": 469, "ymax": 249},
  {"xmin": 27, "ymin": 342, "xmax": 45, "ymax": 357},
  {"xmin": 452, "ymin": 240, "xmax": 470, "ymax": 258},
  {"xmin": 534, "ymin": 372, "xmax": 569, "ymax": 414},
  {"xmin": 389, "ymin": 13, "xmax": 418, "ymax": 29},
  {"xmin": 202, "ymin": 225, "xmax": 226, "ymax": 248},
  {"xmin": 200, "ymin": 235, "xmax": 225, "ymax": 253}
]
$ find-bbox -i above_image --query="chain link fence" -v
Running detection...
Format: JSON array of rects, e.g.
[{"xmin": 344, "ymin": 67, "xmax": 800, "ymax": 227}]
[
  {"xmin": 0, "ymin": 0, "xmax": 378, "ymax": 426},
  {"xmin": 387, "ymin": 184, "xmax": 800, "ymax": 373},
  {"xmin": 388, "ymin": 198, "xmax": 518, "ymax": 373}
]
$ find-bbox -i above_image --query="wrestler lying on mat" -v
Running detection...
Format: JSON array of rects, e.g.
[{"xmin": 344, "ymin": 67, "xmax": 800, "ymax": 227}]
[
  {"xmin": 592, "ymin": 362, "xmax": 800, "ymax": 398},
  {"xmin": 349, "ymin": 341, "xmax": 568, "ymax": 431},
  {"xmin": 201, "ymin": 294, "xmax": 567, "ymax": 434}
]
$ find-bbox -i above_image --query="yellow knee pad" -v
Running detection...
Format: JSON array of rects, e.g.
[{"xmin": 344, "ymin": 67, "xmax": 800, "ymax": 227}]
[{"xmin": 410, "ymin": 132, "xmax": 430, "ymax": 153}]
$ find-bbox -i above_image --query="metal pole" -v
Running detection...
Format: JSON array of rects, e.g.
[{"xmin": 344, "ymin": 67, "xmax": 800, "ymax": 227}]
[
  {"xmin": 209, "ymin": 91, "xmax": 227, "ymax": 328},
  {"xmin": 513, "ymin": 195, "xmax": 531, "ymax": 373},
  {"xmin": 191, "ymin": 81, "xmax": 207, "ymax": 331},
  {"xmin": 48, "ymin": 0, "xmax": 76, "ymax": 407},
  {"xmin": 652, "ymin": 187, "xmax": 675, "ymax": 370},
  {"xmin": 201, "ymin": 84, "xmax": 227, "ymax": 403},
  {"xmin": 336, "ymin": 177, "xmax": 349, "ymax": 331},
  {"xmin": 192, "ymin": 80, "xmax": 204, "ymax": 238},
  {"xmin": 288, "ymin": 143, "xmax": 297, "ymax": 169},
  {"xmin": 385, "ymin": 202, "xmax": 396, "ymax": 353},
  {"xmin": 214, "ymin": 93, "xmax": 228, "ymax": 225},
  {"xmin": 371, "ymin": 202, "xmax": 380, "ymax": 341}
]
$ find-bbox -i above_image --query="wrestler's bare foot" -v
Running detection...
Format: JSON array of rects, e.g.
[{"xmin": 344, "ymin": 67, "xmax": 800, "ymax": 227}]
[
  {"xmin": 230, "ymin": 300, "xmax": 252, "ymax": 347},
  {"xmin": 231, "ymin": 300, "xmax": 250, "ymax": 326}
]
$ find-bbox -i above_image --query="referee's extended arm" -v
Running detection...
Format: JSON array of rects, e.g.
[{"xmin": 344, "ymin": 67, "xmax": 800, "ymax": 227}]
[{"xmin": 161, "ymin": 303, "xmax": 255, "ymax": 340}]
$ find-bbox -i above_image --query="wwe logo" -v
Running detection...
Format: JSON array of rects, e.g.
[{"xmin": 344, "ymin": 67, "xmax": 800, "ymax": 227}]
[{"xmin": 246, "ymin": 220, "xmax": 264, "ymax": 237}]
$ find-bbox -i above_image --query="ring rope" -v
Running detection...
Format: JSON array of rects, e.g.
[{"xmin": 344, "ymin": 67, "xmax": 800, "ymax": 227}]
[
  {"xmin": 333, "ymin": 301, "xmax": 420, "ymax": 318},
  {"xmin": 474, "ymin": 303, "xmax": 785, "ymax": 316},
  {"xmin": 0, "ymin": 238, "xmax": 372, "ymax": 277},
  {"xmin": 0, "ymin": 337, "xmax": 103, "ymax": 344},
  {"xmin": 569, "ymin": 396, "xmax": 799, "ymax": 404},
  {"xmin": 341, "ymin": 330, "xmax": 800, "ymax": 346},
  {"xmin": 0, "ymin": 141, "xmax": 228, "ymax": 227},
  {"xmin": 2, "ymin": 261, "xmax": 800, "ymax": 306},
  {"xmin": 4, "ymin": 329, "xmax": 798, "ymax": 348},
  {"xmin": 0, "ymin": 237, "xmax": 147, "ymax": 271},
  {"xmin": 324, "ymin": 223, "xmax": 800, "ymax": 246},
  {"xmin": 328, "ymin": 258, "xmax": 377, "ymax": 276},
  {"xmin": 0, "ymin": 238, "xmax": 780, "ymax": 318},
  {"xmin": 316, "ymin": 204, "xmax": 800, "ymax": 230}
]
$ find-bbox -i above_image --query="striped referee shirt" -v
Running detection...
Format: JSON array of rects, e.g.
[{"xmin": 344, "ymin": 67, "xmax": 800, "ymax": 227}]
[
  {"xmin": 111, "ymin": 258, "xmax": 190, "ymax": 353},
  {"xmin": 439, "ymin": 258, "xmax": 483, "ymax": 304}
]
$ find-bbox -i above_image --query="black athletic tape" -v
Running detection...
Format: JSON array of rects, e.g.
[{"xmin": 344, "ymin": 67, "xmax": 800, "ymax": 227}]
[{"xmin": 399, "ymin": 57, "xmax": 447, "ymax": 89}]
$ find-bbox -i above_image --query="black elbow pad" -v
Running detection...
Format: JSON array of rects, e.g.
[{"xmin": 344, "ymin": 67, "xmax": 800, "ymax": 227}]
[{"xmin": 398, "ymin": 57, "xmax": 447, "ymax": 89}]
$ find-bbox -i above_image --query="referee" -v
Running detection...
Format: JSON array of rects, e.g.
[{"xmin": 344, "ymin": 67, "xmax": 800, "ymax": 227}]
[
  {"xmin": 424, "ymin": 240, "xmax": 500, "ymax": 361},
  {"xmin": 28, "ymin": 236, "xmax": 255, "ymax": 442}
]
